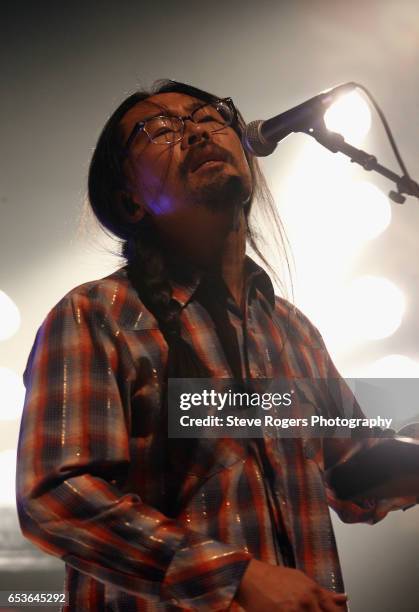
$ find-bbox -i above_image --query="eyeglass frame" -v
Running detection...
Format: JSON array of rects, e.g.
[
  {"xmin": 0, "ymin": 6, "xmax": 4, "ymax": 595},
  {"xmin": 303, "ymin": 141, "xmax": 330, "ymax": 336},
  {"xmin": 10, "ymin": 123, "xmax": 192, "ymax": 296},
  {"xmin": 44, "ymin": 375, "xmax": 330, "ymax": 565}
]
[{"xmin": 120, "ymin": 97, "xmax": 238, "ymax": 158}]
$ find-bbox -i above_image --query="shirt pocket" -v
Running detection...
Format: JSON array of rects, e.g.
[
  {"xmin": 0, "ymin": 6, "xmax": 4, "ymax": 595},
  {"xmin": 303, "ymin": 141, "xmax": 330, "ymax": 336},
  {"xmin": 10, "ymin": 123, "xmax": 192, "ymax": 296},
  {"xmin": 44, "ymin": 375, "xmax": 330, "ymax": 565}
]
[
  {"xmin": 303, "ymin": 438, "xmax": 325, "ymax": 472},
  {"xmin": 163, "ymin": 437, "xmax": 249, "ymax": 517},
  {"xmin": 169, "ymin": 436, "xmax": 249, "ymax": 482}
]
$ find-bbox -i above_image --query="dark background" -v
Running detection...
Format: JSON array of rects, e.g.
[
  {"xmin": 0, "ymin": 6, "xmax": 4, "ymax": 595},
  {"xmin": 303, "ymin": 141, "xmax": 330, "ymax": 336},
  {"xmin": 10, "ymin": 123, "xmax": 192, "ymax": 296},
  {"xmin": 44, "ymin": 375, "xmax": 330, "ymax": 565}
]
[{"xmin": 1, "ymin": 2, "xmax": 419, "ymax": 611}]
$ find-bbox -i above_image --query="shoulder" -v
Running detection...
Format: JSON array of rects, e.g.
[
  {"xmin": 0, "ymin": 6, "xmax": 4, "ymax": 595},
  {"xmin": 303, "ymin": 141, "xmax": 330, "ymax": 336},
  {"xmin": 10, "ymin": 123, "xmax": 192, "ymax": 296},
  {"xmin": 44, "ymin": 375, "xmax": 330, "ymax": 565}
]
[
  {"xmin": 61, "ymin": 266, "xmax": 131, "ymax": 306},
  {"xmin": 273, "ymin": 295, "xmax": 326, "ymax": 350},
  {"xmin": 41, "ymin": 267, "xmax": 158, "ymax": 331}
]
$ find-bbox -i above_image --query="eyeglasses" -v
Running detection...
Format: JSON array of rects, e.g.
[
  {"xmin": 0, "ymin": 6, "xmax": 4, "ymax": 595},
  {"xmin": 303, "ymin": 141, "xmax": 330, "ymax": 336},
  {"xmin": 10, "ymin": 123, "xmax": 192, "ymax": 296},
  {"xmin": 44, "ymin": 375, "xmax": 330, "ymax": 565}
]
[{"xmin": 121, "ymin": 97, "xmax": 237, "ymax": 156}]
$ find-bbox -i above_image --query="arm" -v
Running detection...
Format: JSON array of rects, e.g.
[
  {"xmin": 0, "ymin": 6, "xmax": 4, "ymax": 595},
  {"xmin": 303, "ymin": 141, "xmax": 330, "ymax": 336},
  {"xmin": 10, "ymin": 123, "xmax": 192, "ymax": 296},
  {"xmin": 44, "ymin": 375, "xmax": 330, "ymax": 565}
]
[
  {"xmin": 235, "ymin": 559, "xmax": 347, "ymax": 611},
  {"xmin": 16, "ymin": 291, "xmax": 251, "ymax": 610},
  {"xmin": 326, "ymin": 430, "xmax": 419, "ymax": 501},
  {"xmin": 321, "ymin": 347, "xmax": 418, "ymax": 523}
]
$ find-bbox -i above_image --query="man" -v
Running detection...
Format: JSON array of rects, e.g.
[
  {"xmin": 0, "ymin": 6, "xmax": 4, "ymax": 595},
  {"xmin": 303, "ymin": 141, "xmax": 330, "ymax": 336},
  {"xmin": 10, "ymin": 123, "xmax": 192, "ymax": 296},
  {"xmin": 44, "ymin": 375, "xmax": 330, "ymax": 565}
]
[{"xmin": 16, "ymin": 80, "xmax": 418, "ymax": 611}]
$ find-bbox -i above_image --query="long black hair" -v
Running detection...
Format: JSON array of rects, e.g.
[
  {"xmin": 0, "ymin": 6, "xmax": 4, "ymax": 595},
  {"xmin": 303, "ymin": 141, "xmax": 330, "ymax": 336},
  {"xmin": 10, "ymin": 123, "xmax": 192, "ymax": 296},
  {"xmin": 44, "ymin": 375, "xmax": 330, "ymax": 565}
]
[
  {"xmin": 87, "ymin": 80, "xmax": 293, "ymax": 514},
  {"xmin": 88, "ymin": 79, "xmax": 292, "ymax": 352}
]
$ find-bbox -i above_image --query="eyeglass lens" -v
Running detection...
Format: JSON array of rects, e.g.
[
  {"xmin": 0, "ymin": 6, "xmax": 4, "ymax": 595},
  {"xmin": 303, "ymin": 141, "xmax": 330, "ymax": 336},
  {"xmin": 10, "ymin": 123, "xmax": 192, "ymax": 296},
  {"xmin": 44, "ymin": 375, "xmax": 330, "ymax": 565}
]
[{"xmin": 146, "ymin": 100, "xmax": 234, "ymax": 144}]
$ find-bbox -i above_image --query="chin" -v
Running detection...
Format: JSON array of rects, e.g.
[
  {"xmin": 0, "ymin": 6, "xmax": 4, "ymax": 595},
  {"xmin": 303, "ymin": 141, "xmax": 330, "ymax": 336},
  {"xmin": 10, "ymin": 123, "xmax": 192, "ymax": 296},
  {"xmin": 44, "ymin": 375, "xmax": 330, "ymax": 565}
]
[{"xmin": 196, "ymin": 173, "xmax": 251, "ymax": 213}]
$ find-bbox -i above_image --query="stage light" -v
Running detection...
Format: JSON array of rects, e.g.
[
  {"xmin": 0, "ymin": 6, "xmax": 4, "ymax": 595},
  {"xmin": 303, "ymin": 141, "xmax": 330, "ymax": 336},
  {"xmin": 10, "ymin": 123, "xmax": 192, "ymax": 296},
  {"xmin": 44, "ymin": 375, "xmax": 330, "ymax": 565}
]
[
  {"xmin": 340, "ymin": 181, "xmax": 391, "ymax": 244},
  {"xmin": 0, "ymin": 367, "xmax": 25, "ymax": 421},
  {"xmin": 0, "ymin": 290, "xmax": 20, "ymax": 341},
  {"xmin": 346, "ymin": 276, "xmax": 405, "ymax": 340},
  {"xmin": 365, "ymin": 354, "xmax": 419, "ymax": 378},
  {"xmin": 279, "ymin": 138, "xmax": 356, "ymax": 264},
  {"xmin": 324, "ymin": 91, "xmax": 371, "ymax": 146},
  {"xmin": 0, "ymin": 449, "xmax": 16, "ymax": 506}
]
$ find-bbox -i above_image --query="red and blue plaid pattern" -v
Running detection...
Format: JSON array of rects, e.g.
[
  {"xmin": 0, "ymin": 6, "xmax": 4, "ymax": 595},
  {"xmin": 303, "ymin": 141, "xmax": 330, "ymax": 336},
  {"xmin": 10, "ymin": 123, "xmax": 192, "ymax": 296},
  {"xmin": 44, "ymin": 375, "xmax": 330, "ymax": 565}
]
[{"xmin": 16, "ymin": 258, "xmax": 416, "ymax": 611}]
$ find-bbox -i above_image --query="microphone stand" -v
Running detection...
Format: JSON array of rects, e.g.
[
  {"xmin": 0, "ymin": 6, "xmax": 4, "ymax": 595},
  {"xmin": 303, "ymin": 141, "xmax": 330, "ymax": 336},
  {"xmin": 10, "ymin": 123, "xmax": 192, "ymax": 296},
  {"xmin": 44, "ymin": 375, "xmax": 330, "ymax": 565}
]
[
  {"xmin": 303, "ymin": 122, "xmax": 419, "ymax": 204},
  {"xmin": 300, "ymin": 121, "xmax": 419, "ymax": 500}
]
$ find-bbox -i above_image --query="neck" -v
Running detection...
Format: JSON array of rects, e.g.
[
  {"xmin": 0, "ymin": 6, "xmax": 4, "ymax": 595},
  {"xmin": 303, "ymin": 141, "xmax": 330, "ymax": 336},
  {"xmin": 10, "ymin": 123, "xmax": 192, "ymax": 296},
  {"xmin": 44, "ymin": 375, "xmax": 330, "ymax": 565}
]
[
  {"xmin": 153, "ymin": 205, "xmax": 248, "ymax": 307},
  {"xmin": 214, "ymin": 208, "xmax": 247, "ymax": 309}
]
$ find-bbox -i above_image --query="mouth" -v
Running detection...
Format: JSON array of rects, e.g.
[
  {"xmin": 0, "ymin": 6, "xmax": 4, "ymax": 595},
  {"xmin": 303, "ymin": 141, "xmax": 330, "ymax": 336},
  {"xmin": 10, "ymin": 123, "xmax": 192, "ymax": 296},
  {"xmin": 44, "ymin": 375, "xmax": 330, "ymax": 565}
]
[
  {"xmin": 193, "ymin": 159, "xmax": 225, "ymax": 172},
  {"xmin": 190, "ymin": 149, "xmax": 230, "ymax": 173}
]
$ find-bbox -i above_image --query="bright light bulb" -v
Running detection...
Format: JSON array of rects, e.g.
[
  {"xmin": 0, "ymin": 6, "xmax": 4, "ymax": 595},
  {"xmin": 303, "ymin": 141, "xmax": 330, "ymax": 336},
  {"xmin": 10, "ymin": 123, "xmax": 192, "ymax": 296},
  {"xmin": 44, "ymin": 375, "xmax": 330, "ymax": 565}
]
[
  {"xmin": 324, "ymin": 91, "xmax": 371, "ymax": 145},
  {"xmin": 339, "ymin": 181, "xmax": 391, "ymax": 244},
  {"xmin": 365, "ymin": 354, "xmax": 419, "ymax": 378},
  {"xmin": 0, "ymin": 367, "xmax": 25, "ymax": 421},
  {"xmin": 0, "ymin": 290, "xmax": 20, "ymax": 341},
  {"xmin": 0, "ymin": 449, "xmax": 17, "ymax": 506},
  {"xmin": 346, "ymin": 276, "xmax": 405, "ymax": 340}
]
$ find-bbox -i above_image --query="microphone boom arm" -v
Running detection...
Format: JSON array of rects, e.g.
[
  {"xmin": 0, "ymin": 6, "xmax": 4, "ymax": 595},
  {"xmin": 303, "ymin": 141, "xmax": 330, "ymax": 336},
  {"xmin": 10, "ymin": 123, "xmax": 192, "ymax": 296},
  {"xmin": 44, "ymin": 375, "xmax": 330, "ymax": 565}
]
[
  {"xmin": 304, "ymin": 124, "xmax": 419, "ymax": 204},
  {"xmin": 243, "ymin": 82, "xmax": 419, "ymax": 204}
]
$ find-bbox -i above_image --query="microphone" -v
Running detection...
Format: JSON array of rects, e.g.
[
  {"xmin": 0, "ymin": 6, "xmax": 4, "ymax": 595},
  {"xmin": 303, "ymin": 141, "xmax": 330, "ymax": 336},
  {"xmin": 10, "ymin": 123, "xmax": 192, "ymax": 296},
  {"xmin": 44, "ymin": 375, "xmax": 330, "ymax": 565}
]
[{"xmin": 242, "ymin": 82, "xmax": 357, "ymax": 157}]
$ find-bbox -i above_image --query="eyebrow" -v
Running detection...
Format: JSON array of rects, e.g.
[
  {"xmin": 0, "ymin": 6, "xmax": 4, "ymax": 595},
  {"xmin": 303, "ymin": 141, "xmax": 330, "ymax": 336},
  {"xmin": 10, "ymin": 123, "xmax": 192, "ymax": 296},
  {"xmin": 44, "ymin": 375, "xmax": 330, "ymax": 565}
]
[
  {"xmin": 136, "ymin": 99, "xmax": 206, "ymax": 123},
  {"xmin": 185, "ymin": 99, "xmax": 206, "ymax": 113}
]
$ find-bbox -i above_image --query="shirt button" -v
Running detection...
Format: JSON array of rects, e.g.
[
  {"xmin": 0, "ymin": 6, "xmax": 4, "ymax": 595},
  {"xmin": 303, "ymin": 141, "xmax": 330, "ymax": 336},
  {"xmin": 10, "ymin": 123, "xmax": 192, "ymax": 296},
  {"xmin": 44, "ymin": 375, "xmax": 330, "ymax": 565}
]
[{"xmin": 304, "ymin": 443, "xmax": 316, "ymax": 460}]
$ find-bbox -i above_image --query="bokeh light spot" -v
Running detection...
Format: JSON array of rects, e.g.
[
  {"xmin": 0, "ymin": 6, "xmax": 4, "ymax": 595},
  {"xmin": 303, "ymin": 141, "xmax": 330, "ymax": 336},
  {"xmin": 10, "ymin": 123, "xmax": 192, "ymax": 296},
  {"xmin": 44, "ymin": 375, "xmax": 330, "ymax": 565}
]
[
  {"xmin": 339, "ymin": 181, "xmax": 391, "ymax": 244},
  {"xmin": 345, "ymin": 276, "xmax": 405, "ymax": 340},
  {"xmin": 0, "ymin": 449, "xmax": 17, "ymax": 506},
  {"xmin": 0, "ymin": 290, "xmax": 21, "ymax": 341},
  {"xmin": 365, "ymin": 354, "xmax": 419, "ymax": 378},
  {"xmin": 0, "ymin": 367, "xmax": 25, "ymax": 421}
]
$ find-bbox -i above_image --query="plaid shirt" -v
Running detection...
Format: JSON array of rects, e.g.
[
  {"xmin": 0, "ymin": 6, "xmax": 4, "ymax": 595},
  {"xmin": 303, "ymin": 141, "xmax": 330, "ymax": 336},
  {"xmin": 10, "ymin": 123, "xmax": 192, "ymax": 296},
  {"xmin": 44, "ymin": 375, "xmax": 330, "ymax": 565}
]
[{"xmin": 16, "ymin": 257, "xmax": 416, "ymax": 611}]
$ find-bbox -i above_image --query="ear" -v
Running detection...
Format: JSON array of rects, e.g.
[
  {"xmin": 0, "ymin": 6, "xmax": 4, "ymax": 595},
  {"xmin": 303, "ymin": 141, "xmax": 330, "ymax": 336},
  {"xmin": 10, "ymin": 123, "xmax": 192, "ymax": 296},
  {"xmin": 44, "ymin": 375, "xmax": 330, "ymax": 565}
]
[{"xmin": 116, "ymin": 192, "xmax": 146, "ymax": 224}]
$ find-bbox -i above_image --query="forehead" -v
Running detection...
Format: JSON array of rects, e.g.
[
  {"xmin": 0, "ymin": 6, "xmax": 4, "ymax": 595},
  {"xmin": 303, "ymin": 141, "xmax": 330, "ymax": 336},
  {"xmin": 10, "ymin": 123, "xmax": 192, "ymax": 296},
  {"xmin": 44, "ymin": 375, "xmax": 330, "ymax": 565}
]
[{"xmin": 119, "ymin": 92, "xmax": 206, "ymax": 139}]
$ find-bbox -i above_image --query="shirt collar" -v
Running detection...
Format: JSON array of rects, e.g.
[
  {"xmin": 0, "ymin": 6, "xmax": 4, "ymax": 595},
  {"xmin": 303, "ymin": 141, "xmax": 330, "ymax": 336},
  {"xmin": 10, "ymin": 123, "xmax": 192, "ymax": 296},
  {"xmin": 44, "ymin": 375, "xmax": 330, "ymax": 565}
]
[{"xmin": 169, "ymin": 255, "xmax": 275, "ymax": 312}]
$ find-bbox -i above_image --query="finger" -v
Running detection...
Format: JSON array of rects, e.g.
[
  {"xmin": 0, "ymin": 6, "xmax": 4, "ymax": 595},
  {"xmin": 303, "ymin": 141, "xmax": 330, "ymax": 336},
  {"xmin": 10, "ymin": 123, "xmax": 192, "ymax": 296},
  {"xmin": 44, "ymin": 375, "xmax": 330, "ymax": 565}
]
[
  {"xmin": 308, "ymin": 587, "xmax": 336, "ymax": 612},
  {"xmin": 319, "ymin": 600, "xmax": 344, "ymax": 612},
  {"xmin": 319, "ymin": 591, "xmax": 348, "ymax": 612},
  {"xmin": 330, "ymin": 592, "xmax": 348, "ymax": 602},
  {"xmin": 301, "ymin": 599, "xmax": 322, "ymax": 612}
]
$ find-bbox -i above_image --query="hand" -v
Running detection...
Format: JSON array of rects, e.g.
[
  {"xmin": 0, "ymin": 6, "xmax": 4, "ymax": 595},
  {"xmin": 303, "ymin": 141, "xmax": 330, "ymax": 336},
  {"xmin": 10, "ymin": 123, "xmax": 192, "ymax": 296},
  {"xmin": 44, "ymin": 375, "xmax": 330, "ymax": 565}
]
[{"xmin": 236, "ymin": 559, "xmax": 348, "ymax": 611}]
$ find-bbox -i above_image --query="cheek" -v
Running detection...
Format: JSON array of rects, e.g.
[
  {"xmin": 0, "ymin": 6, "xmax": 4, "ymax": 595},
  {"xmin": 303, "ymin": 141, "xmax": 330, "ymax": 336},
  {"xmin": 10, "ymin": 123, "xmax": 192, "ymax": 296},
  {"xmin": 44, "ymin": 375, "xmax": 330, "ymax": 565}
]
[
  {"xmin": 241, "ymin": 150, "xmax": 252, "ymax": 176},
  {"xmin": 226, "ymin": 134, "xmax": 252, "ymax": 178},
  {"xmin": 134, "ymin": 151, "xmax": 178, "ymax": 195},
  {"xmin": 132, "ymin": 152, "xmax": 186, "ymax": 215},
  {"xmin": 235, "ymin": 147, "xmax": 252, "ymax": 185}
]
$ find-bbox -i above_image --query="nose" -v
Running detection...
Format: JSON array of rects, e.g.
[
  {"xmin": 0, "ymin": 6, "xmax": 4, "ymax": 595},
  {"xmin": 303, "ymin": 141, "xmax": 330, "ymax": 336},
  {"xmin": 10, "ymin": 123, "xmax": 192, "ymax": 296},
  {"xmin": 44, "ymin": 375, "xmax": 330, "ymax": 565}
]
[{"xmin": 183, "ymin": 118, "xmax": 211, "ymax": 146}]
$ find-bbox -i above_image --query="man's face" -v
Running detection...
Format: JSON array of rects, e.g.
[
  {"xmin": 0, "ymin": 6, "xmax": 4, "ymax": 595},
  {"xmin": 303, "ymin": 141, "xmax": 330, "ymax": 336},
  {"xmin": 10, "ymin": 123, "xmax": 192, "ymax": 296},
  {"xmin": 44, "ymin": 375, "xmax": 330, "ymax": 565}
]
[{"xmin": 118, "ymin": 92, "xmax": 253, "ymax": 263}]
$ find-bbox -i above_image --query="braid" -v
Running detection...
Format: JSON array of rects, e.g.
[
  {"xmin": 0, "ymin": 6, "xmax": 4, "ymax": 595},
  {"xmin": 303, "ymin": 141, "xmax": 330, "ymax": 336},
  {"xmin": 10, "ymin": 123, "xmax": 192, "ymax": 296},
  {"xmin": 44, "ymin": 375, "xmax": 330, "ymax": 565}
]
[
  {"xmin": 125, "ymin": 218, "xmax": 210, "ymax": 516},
  {"xmin": 125, "ymin": 216, "xmax": 211, "ymax": 378},
  {"xmin": 125, "ymin": 218, "xmax": 180, "ymax": 339}
]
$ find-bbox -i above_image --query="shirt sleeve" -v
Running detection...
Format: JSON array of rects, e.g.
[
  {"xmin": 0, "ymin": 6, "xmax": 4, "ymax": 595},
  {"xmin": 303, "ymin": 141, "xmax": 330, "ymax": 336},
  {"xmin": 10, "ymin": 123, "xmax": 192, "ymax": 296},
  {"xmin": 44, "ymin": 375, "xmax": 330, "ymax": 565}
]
[
  {"xmin": 319, "ymin": 339, "xmax": 418, "ymax": 524},
  {"xmin": 16, "ymin": 291, "xmax": 251, "ymax": 610}
]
